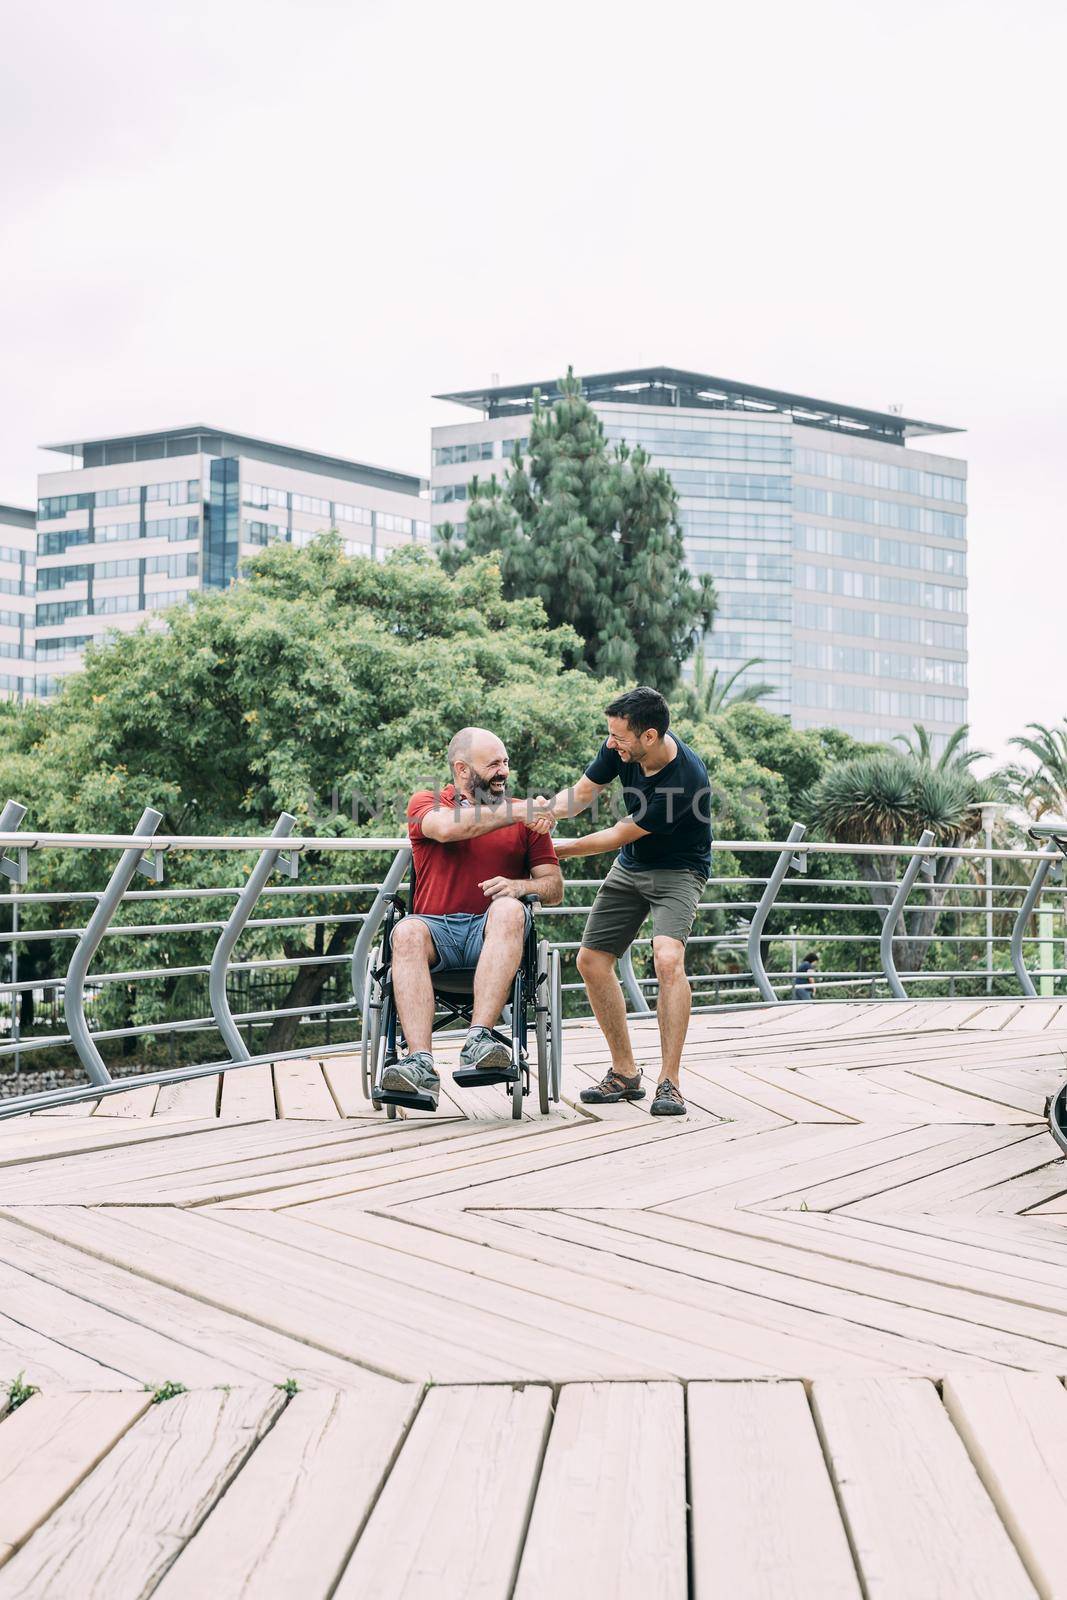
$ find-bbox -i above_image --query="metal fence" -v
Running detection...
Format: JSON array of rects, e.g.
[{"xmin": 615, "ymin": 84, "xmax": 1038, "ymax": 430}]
[{"xmin": 0, "ymin": 804, "xmax": 1063, "ymax": 1119}]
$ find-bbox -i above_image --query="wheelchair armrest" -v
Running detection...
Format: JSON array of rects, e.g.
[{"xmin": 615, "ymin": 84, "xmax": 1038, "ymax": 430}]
[{"xmin": 519, "ymin": 893, "xmax": 542, "ymax": 909}]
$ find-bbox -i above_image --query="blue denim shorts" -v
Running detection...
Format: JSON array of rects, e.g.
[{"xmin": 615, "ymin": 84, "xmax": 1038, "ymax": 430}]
[{"xmin": 408, "ymin": 907, "xmax": 531, "ymax": 973}]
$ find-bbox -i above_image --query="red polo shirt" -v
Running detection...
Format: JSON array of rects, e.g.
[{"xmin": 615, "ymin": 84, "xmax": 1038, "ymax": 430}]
[{"xmin": 406, "ymin": 785, "xmax": 558, "ymax": 915}]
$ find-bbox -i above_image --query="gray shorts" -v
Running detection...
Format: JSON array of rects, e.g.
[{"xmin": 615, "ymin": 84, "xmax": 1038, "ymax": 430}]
[
  {"xmin": 408, "ymin": 906, "xmax": 532, "ymax": 973},
  {"xmin": 581, "ymin": 861, "xmax": 706, "ymax": 957}
]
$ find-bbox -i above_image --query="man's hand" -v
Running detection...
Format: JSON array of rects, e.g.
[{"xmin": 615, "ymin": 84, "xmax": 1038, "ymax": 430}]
[
  {"xmin": 479, "ymin": 876, "xmax": 526, "ymax": 900},
  {"xmin": 511, "ymin": 796, "xmax": 557, "ymax": 834}
]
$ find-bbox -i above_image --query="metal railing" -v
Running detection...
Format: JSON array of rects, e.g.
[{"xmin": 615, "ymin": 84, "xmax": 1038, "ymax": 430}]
[{"xmin": 0, "ymin": 806, "xmax": 1063, "ymax": 1119}]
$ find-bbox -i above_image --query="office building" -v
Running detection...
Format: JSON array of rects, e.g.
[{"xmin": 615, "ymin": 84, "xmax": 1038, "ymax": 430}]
[
  {"xmin": 431, "ymin": 368, "xmax": 967, "ymax": 751},
  {"xmin": 35, "ymin": 426, "xmax": 429, "ymax": 692},
  {"xmin": 0, "ymin": 504, "xmax": 37, "ymax": 702}
]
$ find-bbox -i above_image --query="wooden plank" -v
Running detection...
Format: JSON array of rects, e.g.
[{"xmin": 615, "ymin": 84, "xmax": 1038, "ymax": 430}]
[
  {"xmin": 943, "ymin": 1373, "xmax": 1067, "ymax": 1600},
  {"xmin": 0, "ymin": 1388, "xmax": 283, "ymax": 1599},
  {"xmin": 688, "ymin": 1382, "xmax": 860, "ymax": 1599},
  {"xmin": 812, "ymin": 1378, "xmax": 1036, "ymax": 1599},
  {"xmin": 961, "ymin": 1004, "xmax": 1023, "ymax": 1031},
  {"xmin": 91, "ymin": 1086, "xmax": 159, "ymax": 1119},
  {"xmin": 0, "ymin": 1213, "xmax": 379, "ymax": 1391},
  {"xmin": 513, "ymin": 1382, "xmax": 686, "ymax": 1600},
  {"xmin": 694, "ymin": 1208, "xmax": 1067, "ymax": 1319},
  {"xmin": 272, "ymin": 1060, "xmax": 339, "ymax": 1120},
  {"xmin": 1001, "ymin": 1001, "xmax": 1064, "ymax": 1033},
  {"xmin": 9, "ymin": 1204, "xmax": 588, "ymax": 1384},
  {"xmin": 219, "ymin": 1062, "xmax": 277, "ymax": 1120},
  {"xmin": 30, "ymin": 1100, "xmax": 98, "ymax": 1117},
  {"xmin": 155, "ymin": 1386, "xmax": 421, "ymax": 1600},
  {"xmin": 154, "ymin": 1075, "xmax": 218, "ymax": 1120},
  {"xmin": 220, "ymin": 1207, "xmax": 769, "ymax": 1380},
  {"xmin": 558, "ymin": 1208, "xmax": 1067, "ymax": 1370},
  {"xmin": 405, "ymin": 1205, "xmax": 971, "ymax": 1376},
  {"xmin": 320, "ymin": 1052, "xmax": 374, "ymax": 1119},
  {"xmin": 0, "ymin": 1392, "xmax": 151, "ymax": 1566},
  {"xmin": 334, "ymin": 1385, "xmax": 551, "ymax": 1600},
  {"xmin": 0, "ymin": 1301, "xmax": 140, "ymax": 1391}
]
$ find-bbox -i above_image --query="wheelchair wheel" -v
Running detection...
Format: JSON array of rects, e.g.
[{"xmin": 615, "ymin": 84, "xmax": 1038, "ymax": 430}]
[
  {"xmin": 548, "ymin": 946, "xmax": 563, "ymax": 1101},
  {"xmin": 360, "ymin": 946, "xmax": 384, "ymax": 1108},
  {"xmin": 535, "ymin": 939, "xmax": 563, "ymax": 1112}
]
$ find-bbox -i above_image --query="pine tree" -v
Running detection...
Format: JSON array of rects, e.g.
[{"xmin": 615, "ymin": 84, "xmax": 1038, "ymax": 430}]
[{"xmin": 438, "ymin": 369, "xmax": 716, "ymax": 691}]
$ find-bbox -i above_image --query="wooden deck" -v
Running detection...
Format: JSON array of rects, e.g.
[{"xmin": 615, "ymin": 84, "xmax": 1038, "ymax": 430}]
[{"xmin": 1, "ymin": 998, "xmax": 1066, "ymax": 1596}]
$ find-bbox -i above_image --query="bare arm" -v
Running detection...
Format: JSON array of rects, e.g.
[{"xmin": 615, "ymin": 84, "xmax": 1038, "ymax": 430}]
[
  {"xmin": 552, "ymin": 817, "xmax": 648, "ymax": 860},
  {"xmin": 546, "ymin": 773, "xmax": 604, "ymax": 820},
  {"xmin": 418, "ymin": 798, "xmax": 552, "ymax": 844},
  {"xmin": 479, "ymin": 861, "xmax": 564, "ymax": 905}
]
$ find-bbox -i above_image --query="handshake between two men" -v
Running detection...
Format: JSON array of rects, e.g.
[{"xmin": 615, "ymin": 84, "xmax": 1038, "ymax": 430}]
[{"xmin": 384, "ymin": 686, "xmax": 712, "ymax": 1117}]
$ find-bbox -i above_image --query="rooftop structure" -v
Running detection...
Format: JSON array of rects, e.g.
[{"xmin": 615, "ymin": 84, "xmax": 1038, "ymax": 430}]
[{"xmin": 435, "ymin": 365, "xmax": 960, "ymax": 446}]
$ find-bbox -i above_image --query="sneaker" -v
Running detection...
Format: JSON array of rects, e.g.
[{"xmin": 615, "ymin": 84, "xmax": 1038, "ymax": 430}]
[
  {"xmin": 580, "ymin": 1068, "xmax": 645, "ymax": 1104},
  {"xmin": 380, "ymin": 1051, "xmax": 439, "ymax": 1106},
  {"xmin": 650, "ymin": 1079, "xmax": 686, "ymax": 1117},
  {"xmin": 457, "ymin": 1026, "xmax": 513, "ymax": 1075}
]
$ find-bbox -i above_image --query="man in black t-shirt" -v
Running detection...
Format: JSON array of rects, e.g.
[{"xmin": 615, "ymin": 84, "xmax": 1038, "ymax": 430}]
[{"xmin": 541, "ymin": 686, "xmax": 712, "ymax": 1117}]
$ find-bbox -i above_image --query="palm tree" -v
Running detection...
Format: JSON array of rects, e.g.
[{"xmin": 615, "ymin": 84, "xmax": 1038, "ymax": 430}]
[
  {"xmin": 894, "ymin": 721, "xmax": 989, "ymax": 773},
  {"xmin": 688, "ymin": 649, "xmax": 775, "ymax": 717},
  {"xmin": 1006, "ymin": 720, "xmax": 1067, "ymax": 820},
  {"xmin": 806, "ymin": 750, "xmax": 984, "ymax": 972}
]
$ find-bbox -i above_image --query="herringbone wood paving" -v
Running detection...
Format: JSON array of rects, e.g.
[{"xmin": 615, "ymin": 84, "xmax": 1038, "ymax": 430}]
[{"xmin": 1, "ymin": 999, "xmax": 1067, "ymax": 1596}]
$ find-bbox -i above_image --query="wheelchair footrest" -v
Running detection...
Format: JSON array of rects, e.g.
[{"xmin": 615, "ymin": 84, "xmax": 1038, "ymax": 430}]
[
  {"xmin": 452, "ymin": 1065, "xmax": 519, "ymax": 1088},
  {"xmin": 376, "ymin": 1088, "xmax": 439, "ymax": 1113}
]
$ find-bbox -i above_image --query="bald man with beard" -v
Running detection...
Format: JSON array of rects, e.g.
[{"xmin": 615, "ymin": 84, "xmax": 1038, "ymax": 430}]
[{"xmin": 381, "ymin": 727, "xmax": 563, "ymax": 1111}]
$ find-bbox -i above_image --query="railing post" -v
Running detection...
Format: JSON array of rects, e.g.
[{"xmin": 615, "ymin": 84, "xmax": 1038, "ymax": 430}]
[
  {"xmin": 746, "ymin": 823, "xmax": 806, "ymax": 1004},
  {"xmin": 351, "ymin": 847, "xmax": 412, "ymax": 1010},
  {"xmin": 0, "ymin": 801, "xmax": 29, "ymax": 1074},
  {"xmin": 64, "ymin": 806, "xmax": 163, "ymax": 1087},
  {"xmin": 619, "ymin": 946, "xmax": 650, "ymax": 1014},
  {"xmin": 1010, "ymin": 840, "xmax": 1060, "ymax": 998},
  {"xmin": 879, "ymin": 829, "xmax": 935, "ymax": 1000},
  {"xmin": 209, "ymin": 811, "xmax": 296, "ymax": 1063}
]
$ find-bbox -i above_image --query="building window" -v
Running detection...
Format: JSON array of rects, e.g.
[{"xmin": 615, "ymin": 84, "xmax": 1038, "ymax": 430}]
[
  {"xmin": 145, "ymin": 479, "xmax": 199, "ymax": 506},
  {"xmin": 37, "ymin": 493, "xmax": 92, "ymax": 519},
  {"xmin": 794, "ymin": 448, "xmax": 966, "ymax": 504},
  {"xmin": 243, "ymin": 484, "xmax": 288, "ymax": 511}
]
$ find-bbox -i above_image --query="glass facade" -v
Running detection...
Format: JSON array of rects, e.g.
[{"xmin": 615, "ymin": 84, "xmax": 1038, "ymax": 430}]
[
  {"xmin": 599, "ymin": 407, "xmax": 794, "ymax": 711},
  {"xmin": 431, "ymin": 400, "xmax": 970, "ymax": 737},
  {"xmin": 204, "ymin": 457, "xmax": 240, "ymax": 589}
]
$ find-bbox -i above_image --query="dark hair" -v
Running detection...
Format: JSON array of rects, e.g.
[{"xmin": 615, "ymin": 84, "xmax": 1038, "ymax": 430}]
[
  {"xmin": 805, "ymin": 951, "xmax": 819, "ymax": 963},
  {"xmin": 605, "ymin": 685, "xmax": 670, "ymax": 738}
]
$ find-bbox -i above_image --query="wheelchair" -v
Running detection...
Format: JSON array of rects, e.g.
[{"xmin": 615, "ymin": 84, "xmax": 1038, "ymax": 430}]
[
  {"xmin": 1030, "ymin": 824, "xmax": 1067, "ymax": 1156},
  {"xmin": 359, "ymin": 886, "xmax": 563, "ymax": 1120}
]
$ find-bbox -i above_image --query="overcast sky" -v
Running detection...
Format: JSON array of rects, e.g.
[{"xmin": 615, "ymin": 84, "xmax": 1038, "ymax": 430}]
[{"xmin": 1, "ymin": 0, "xmax": 1062, "ymax": 762}]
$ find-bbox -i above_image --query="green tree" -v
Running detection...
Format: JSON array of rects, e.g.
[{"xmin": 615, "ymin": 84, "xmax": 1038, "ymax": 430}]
[
  {"xmin": 437, "ymin": 368, "xmax": 716, "ymax": 691},
  {"xmin": 683, "ymin": 651, "xmax": 775, "ymax": 718},
  {"xmin": 0, "ymin": 538, "xmax": 778, "ymax": 1062},
  {"xmin": 1006, "ymin": 720, "xmax": 1067, "ymax": 820},
  {"xmin": 805, "ymin": 750, "xmax": 985, "ymax": 972},
  {"xmin": 894, "ymin": 721, "xmax": 989, "ymax": 773}
]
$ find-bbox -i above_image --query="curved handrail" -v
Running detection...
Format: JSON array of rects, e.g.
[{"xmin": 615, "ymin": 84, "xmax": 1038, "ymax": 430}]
[
  {"xmin": 63, "ymin": 806, "xmax": 162, "ymax": 1086},
  {"xmin": 351, "ymin": 847, "xmax": 412, "ymax": 1010},
  {"xmin": 1010, "ymin": 840, "xmax": 1060, "ymax": 998},
  {"xmin": 209, "ymin": 812, "xmax": 296, "ymax": 1062},
  {"xmin": 879, "ymin": 829, "xmax": 935, "ymax": 1000},
  {"xmin": 746, "ymin": 823, "xmax": 806, "ymax": 1003}
]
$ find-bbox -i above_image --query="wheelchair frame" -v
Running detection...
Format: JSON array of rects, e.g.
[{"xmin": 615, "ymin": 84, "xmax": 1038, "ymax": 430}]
[{"xmin": 359, "ymin": 888, "xmax": 563, "ymax": 1120}]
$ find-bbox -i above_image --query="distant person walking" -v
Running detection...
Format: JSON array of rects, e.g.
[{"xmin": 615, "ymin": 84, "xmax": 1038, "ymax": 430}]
[{"xmin": 793, "ymin": 951, "xmax": 819, "ymax": 1001}]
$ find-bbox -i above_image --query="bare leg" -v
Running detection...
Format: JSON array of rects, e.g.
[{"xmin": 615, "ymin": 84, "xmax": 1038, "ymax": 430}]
[
  {"xmin": 576, "ymin": 946, "xmax": 638, "ymax": 1078},
  {"xmin": 472, "ymin": 899, "xmax": 526, "ymax": 1025},
  {"xmin": 653, "ymin": 935, "xmax": 690, "ymax": 1086},
  {"xmin": 391, "ymin": 918, "xmax": 437, "ymax": 1054}
]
